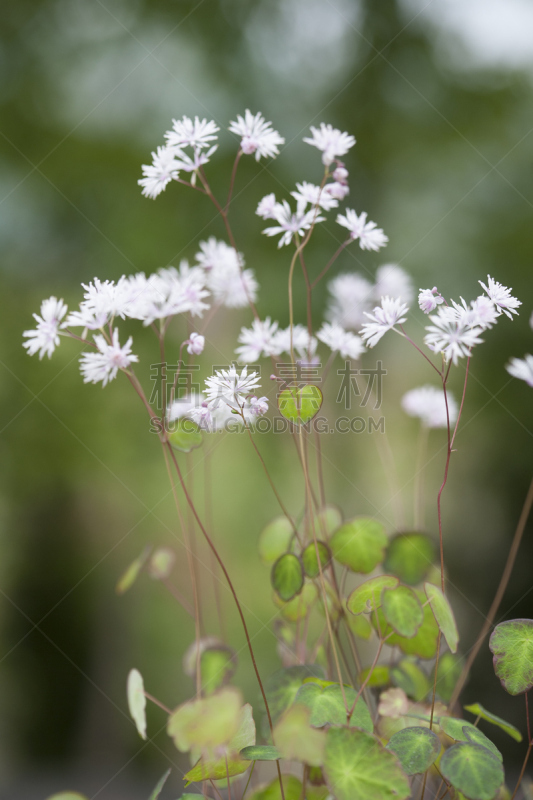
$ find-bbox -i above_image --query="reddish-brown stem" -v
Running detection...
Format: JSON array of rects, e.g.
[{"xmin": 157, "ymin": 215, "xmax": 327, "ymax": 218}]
[
  {"xmin": 225, "ymin": 149, "xmax": 242, "ymax": 213},
  {"xmin": 298, "ymin": 248, "xmax": 313, "ymax": 337},
  {"xmin": 162, "ymin": 576, "xmax": 194, "ymax": 618},
  {"xmin": 398, "ymin": 326, "xmax": 442, "ymax": 376},
  {"xmin": 310, "ymin": 240, "xmax": 349, "ymax": 289},
  {"xmin": 511, "ymin": 709, "xmax": 532, "ymax": 800},
  {"xmin": 144, "ymin": 691, "xmax": 172, "ymax": 715}
]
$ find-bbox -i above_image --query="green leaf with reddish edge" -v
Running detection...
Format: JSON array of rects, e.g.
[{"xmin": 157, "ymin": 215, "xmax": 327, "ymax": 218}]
[
  {"xmin": 489, "ymin": 619, "xmax": 533, "ymax": 696},
  {"xmin": 438, "ymin": 717, "xmax": 502, "ymax": 761},
  {"xmin": 436, "ymin": 652, "xmax": 463, "ymax": 703},
  {"xmin": 324, "ymin": 727, "xmax": 410, "ymax": 800},
  {"xmin": 168, "ymin": 418, "xmax": 203, "ymax": 452},
  {"xmin": 347, "ymin": 575, "xmax": 399, "ymax": 615},
  {"xmin": 264, "ymin": 665, "xmax": 325, "ymax": 726},
  {"xmin": 359, "ymin": 665, "xmax": 390, "ymax": 688},
  {"xmin": 386, "ymin": 727, "xmax": 441, "ymax": 775},
  {"xmin": 184, "ymin": 703, "xmax": 255, "ymax": 782},
  {"xmin": 271, "ymin": 553, "xmax": 304, "ymax": 602},
  {"xmin": 240, "ymin": 745, "xmax": 281, "ymax": 761},
  {"xmin": 374, "ymin": 590, "xmax": 439, "ymax": 659},
  {"xmin": 274, "ymin": 704, "xmax": 326, "ymax": 766},
  {"xmin": 116, "ymin": 545, "xmax": 151, "ymax": 594},
  {"xmin": 384, "ymin": 532, "xmax": 436, "ymax": 586},
  {"xmin": 424, "ymin": 583, "xmax": 459, "ymax": 653},
  {"xmin": 313, "ymin": 506, "xmax": 342, "ymax": 537},
  {"xmin": 330, "ymin": 518, "xmax": 388, "ymax": 574},
  {"xmin": 345, "ymin": 610, "xmax": 373, "ymax": 639},
  {"xmin": 293, "ymin": 682, "xmax": 373, "ymax": 732},
  {"xmin": 200, "ymin": 645, "xmax": 237, "ymax": 694},
  {"xmin": 391, "ymin": 659, "xmax": 430, "ymax": 702},
  {"xmin": 464, "ymin": 703, "xmax": 522, "ymax": 742},
  {"xmin": 302, "ymin": 541, "xmax": 331, "ymax": 578},
  {"xmin": 440, "ymin": 742, "xmax": 504, "ymax": 800},
  {"xmin": 248, "ymin": 776, "xmax": 304, "ymax": 800},
  {"xmin": 382, "ymin": 585, "xmax": 424, "ymax": 638},
  {"xmin": 278, "ymin": 384, "xmax": 323, "ymax": 425},
  {"xmin": 273, "ymin": 582, "xmax": 318, "ymax": 622},
  {"xmin": 259, "ymin": 517, "xmax": 294, "ymax": 565},
  {"xmin": 148, "ymin": 770, "xmax": 171, "ymax": 800},
  {"xmin": 168, "ymin": 687, "xmax": 243, "ymax": 754}
]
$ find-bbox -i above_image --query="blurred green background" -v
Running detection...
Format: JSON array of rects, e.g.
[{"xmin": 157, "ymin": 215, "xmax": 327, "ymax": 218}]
[{"xmin": 1, "ymin": 0, "xmax": 532, "ymax": 796}]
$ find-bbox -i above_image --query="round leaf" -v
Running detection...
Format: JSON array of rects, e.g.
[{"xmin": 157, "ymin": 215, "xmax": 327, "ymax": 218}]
[
  {"xmin": 330, "ymin": 518, "xmax": 388, "ymax": 574},
  {"xmin": 168, "ymin": 418, "xmax": 203, "ymax": 452},
  {"xmin": 464, "ymin": 702, "xmax": 522, "ymax": 743},
  {"xmin": 167, "ymin": 687, "xmax": 243, "ymax": 754},
  {"xmin": 436, "ymin": 652, "xmax": 464, "ymax": 703},
  {"xmin": 274, "ymin": 704, "xmax": 326, "ymax": 766},
  {"xmin": 273, "ymin": 582, "xmax": 318, "ymax": 622},
  {"xmin": 116, "ymin": 545, "xmax": 151, "ymax": 594},
  {"xmin": 293, "ymin": 683, "xmax": 373, "ymax": 732},
  {"xmin": 127, "ymin": 668, "xmax": 147, "ymax": 740},
  {"xmin": 278, "ymin": 384, "xmax": 323, "ymax": 425},
  {"xmin": 347, "ymin": 575, "xmax": 399, "ymax": 615},
  {"xmin": 302, "ymin": 541, "xmax": 331, "ymax": 578},
  {"xmin": 386, "ymin": 726, "xmax": 441, "ymax": 775},
  {"xmin": 489, "ymin": 618, "xmax": 533, "ymax": 696},
  {"xmin": 346, "ymin": 611, "xmax": 373, "ymax": 640},
  {"xmin": 264, "ymin": 665, "xmax": 325, "ymax": 725},
  {"xmin": 183, "ymin": 703, "xmax": 255, "ymax": 782},
  {"xmin": 200, "ymin": 645, "xmax": 237, "ymax": 694},
  {"xmin": 373, "ymin": 590, "xmax": 440, "ymax": 659},
  {"xmin": 424, "ymin": 583, "xmax": 459, "ymax": 654},
  {"xmin": 391, "ymin": 659, "xmax": 430, "ymax": 702},
  {"xmin": 240, "ymin": 745, "xmax": 282, "ymax": 761},
  {"xmin": 384, "ymin": 532, "xmax": 436, "ymax": 586},
  {"xmin": 324, "ymin": 727, "xmax": 410, "ymax": 800},
  {"xmin": 438, "ymin": 717, "xmax": 502, "ymax": 761},
  {"xmin": 382, "ymin": 585, "xmax": 424, "ymax": 638},
  {"xmin": 440, "ymin": 742, "xmax": 504, "ymax": 800},
  {"xmin": 271, "ymin": 553, "xmax": 304, "ymax": 602},
  {"xmin": 259, "ymin": 517, "xmax": 294, "ymax": 565}
]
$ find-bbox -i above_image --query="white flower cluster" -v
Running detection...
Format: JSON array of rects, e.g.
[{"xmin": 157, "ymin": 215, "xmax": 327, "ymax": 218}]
[
  {"xmin": 402, "ymin": 385, "xmax": 458, "ymax": 429},
  {"xmin": 235, "ymin": 319, "xmax": 318, "ymax": 364},
  {"xmin": 506, "ymin": 308, "xmax": 533, "ymax": 388},
  {"xmin": 326, "ymin": 264, "xmax": 414, "ymax": 331}
]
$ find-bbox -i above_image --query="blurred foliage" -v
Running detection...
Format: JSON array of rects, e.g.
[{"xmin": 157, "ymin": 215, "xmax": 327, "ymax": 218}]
[{"xmin": 0, "ymin": 0, "xmax": 532, "ymax": 795}]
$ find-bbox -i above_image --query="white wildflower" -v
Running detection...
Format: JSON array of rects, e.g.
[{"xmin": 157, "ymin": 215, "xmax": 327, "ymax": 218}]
[
  {"xmin": 374, "ymin": 264, "xmax": 414, "ymax": 305},
  {"xmin": 291, "ymin": 182, "xmax": 339, "ymax": 213},
  {"xmin": 303, "ymin": 123, "xmax": 356, "ymax": 165},
  {"xmin": 272, "ymin": 325, "xmax": 318, "ymax": 363},
  {"xmin": 174, "ymin": 145, "xmax": 218, "ymax": 174},
  {"xmin": 79, "ymin": 329, "xmax": 138, "ymax": 387},
  {"xmin": 360, "ymin": 296, "xmax": 409, "ymax": 348},
  {"xmin": 323, "ymin": 181, "xmax": 349, "ymax": 201},
  {"xmin": 479, "ymin": 275, "xmax": 521, "ymax": 320},
  {"xmin": 235, "ymin": 318, "xmax": 280, "ymax": 363},
  {"xmin": 506, "ymin": 355, "xmax": 533, "ymax": 387},
  {"xmin": 165, "ymin": 116, "xmax": 219, "ymax": 150},
  {"xmin": 138, "ymin": 146, "xmax": 181, "ymax": 199},
  {"xmin": 204, "ymin": 365, "xmax": 262, "ymax": 412},
  {"xmin": 418, "ymin": 287, "xmax": 444, "ymax": 314},
  {"xmin": 326, "ymin": 273, "xmax": 373, "ymax": 330},
  {"xmin": 317, "ymin": 322, "xmax": 365, "ymax": 360},
  {"xmin": 336, "ymin": 209, "xmax": 388, "ymax": 251},
  {"xmin": 249, "ymin": 396, "xmax": 269, "ymax": 416},
  {"xmin": 424, "ymin": 306, "xmax": 484, "ymax": 365},
  {"xmin": 229, "ymin": 110, "xmax": 284, "ymax": 160},
  {"xmin": 402, "ymin": 385, "xmax": 458, "ymax": 429},
  {"xmin": 256, "ymin": 193, "xmax": 278, "ymax": 220},
  {"xmin": 263, "ymin": 200, "xmax": 324, "ymax": 248},
  {"xmin": 168, "ymin": 392, "xmax": 205, "ymax": 421},
  {"xmin": 23, "ymin": 297, "xmax": 68, "ymax": 359},
  {"xmin": 186, "ymin": 333, "xmax": 204, "ymax": 355}
]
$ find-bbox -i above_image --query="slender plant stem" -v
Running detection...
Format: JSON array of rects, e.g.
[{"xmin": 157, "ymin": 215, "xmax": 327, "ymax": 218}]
[
  {"xmin": 144, "ymin": 691, "xmax": 172, "ymax": 715},
  {"xmin": 313, "ymin": 427, "xmax": 326, "ymax": 508},
  {"xmin": 240, "ymin": 760, "xmax": 256, "ymax": 800},
  {"xmin": 161, "ymin": 576, "xmax": 194, "ymax": 618},
  {"xmin": 298, "ymin": 248, "xmax": 313, "ymax": 337},
  {"xmin": 398, "ymin": 326, "xmax": 442, "ymax": 376},
  {"xmin": 413, "ymin": 424, "xmax": 429, "ymax": 530},
  {"xmin": 225, "ymin": 149, "xmax": 242, "ymax": 212},
  {"xmin": 310, "ymin": 239, "xmax": 349, "ymax": 289}
]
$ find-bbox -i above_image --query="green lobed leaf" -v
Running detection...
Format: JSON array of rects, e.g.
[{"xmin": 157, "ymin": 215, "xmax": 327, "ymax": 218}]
[
  {"xmin": 271, "ymin": 553, "xmax": 304, "ymax": 602},
  {"xmin": 346, "ymin": 575, "xmax": 399, "ymax": 615},
  {"xmin": 438, "ymin": 717, "xmax": 502, "ymax": 761},
  {"xmin": 373, "ymin": 590, "xmax": 440, "ymax": 659},
  {"xmin": 264, "ymin": 665, "xmax": 325, "ymax": 726},
  {"xmin": 168, "ymin": 418, "xmax": 203, "ymax": 452},
  {"xmin": 302, "ymin": 540, "xmax": 331, "ymax": 578},
  {"xmin": 489, "ymin": 618, "xmax": 533, "ymax": 696},
  {"xmin": 359, "ymin": 665, "xmax": 390, "ymax": 688},
  {"xmin": 184, "ymin": 703, "xmax": 255, "ymax": 782},
  {"xmin": 391, "ymin": 659, "xmax": 430, "ymax": 702},
  {"xmin": 464, "ymin": 702, "xmax": 522, "ymax": 743},
  {"xmin": 324, "ymin": 727, "xmax": 410, "ymax": 800},
  {"xmin": 127, "ymin": 668, "xmax": 147, "ymax": 740},
  {"xmin": 240, "ymin": 745, "xmax": 281, "ymax": 761},
  {"xmin": 440, "ymin": 742, "xmax": 504, "ymax": 800},
  {"xmin": 424, "ymin": 583, "xmax": 459, "ymax": 653},
  {"xmin": 278, "ymin": 384, "xmax": 323, "ymax": 425},
  {"xmin": 345, "ymin": 610, "xmax": 373, "ymax": 639},
  {"xmin": 273, "ymin": 704, "xmax": 326, "ymax": 766},
  {"xmin": 436, "ymin": 652, "xmax": 464, "ymax": 703},
  {"xmin": 149, "ymin": 770, "xmax": 171, "ymax": 800},
  {"xmin": 200, "ymin": 645, "xmax": 237, "ymax": 694},
  {"xmin": 259, "ymin": 517, "xmax": 294, "ymax": 565},
  {"xmin": 167, "ymin": 687, "xmax": 243, "ymax": 754},
  {"xmin": 116, "ymin": 545, "xmax": 151, "ymax": 594},
  {"xmin": 330, "ymin": 518, "xmax": 388, "ymax": 574},
  {"xmin": 384, "ymin": 532, "xmax": 436, "ymax": 586},
  {"xmin": 273, "ymin": 582, "xmax": 318, "ymax": 622},
  {"xmin": 293, "ymin": 682, "xmax": 373, "ymax": 732},
  {"xmin": 382, "ymin": 585, "xmax": 424, "ymax": 638},
  {"xmin": 386, "ymin": 726, "xmax": 441, "ymax": 775}
]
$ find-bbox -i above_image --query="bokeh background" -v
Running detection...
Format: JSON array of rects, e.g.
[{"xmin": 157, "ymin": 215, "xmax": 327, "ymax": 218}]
[{"xmin": 1, "ymin": 0, "xmax": 532, "ymax": 797}]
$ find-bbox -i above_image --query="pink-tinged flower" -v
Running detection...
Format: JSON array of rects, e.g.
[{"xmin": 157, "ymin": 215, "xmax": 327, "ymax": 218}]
[
  {"xmin": 323, "ymin": 181, "xmax": 349, "ymax": 201},
  {"xmin": 418, "ymin": 287, "xmax": 444, "ymax": 314},
  {"xmin": 138, "ymin": 146, "xmax": 181, "ymax": 199},
  {"xmin": 479, "ymin": 275, "xmax": 521, "ymax": 319},
  {"xmin": 262, "ymin": 200, "xmax": 324, "ymax": 248},
  {"xmin": 186, "ymin": 333, "xmax": 205, "ymax": 355},
  {"xmin": 229, "ymin": 110, "xmax": 284, "ymax": 160},
  {"xmin": 454, "ymin": 295, "xmax": 499, "ymax": 330},
  {"xmin": 424, "ymin": 306, "xmax": 484, "ymax": 365},
  {"xmin": 175, "ymin": 145, "xmax": 218, "ymax": 174},
  {"xmin": 303, "ymin": 123, "xmax": 356, "ymax": 165},
  {"xmin": 332, "ymin": 165, "xmax": 348, "ymax": 182},
  {"xmin": 291, "ymin": 181, "xmax": 339, "ymax": 212},
  {"xmin": 204, "ymin": 365, "xmax": 262, "ymax": 411},
  {"xmin": 165, "ymin": 116, "xmax": 219, "ymax": 150},
  {"xmin": 336, "ymin": 209, "xmax": 388, "ymax": 251},
  {"xmin": 249, "ymin": 395, "xmax": 269, "ymax": 416},
  {"xmin": 235, "ymin": 318, "xmax": 280, "ymax": 363},
  {"xmin": 506, "ymin": 355, "xmax": 533, "ymax": 387},
  {"xmin": 402, "ymin": 385, "xmax": 458, "ymax": 429},
  {"xmin": 359, "ymin": 296, "xmax": 409, "ymax": 348},
  {"xmin": 23, "ymin": 297, "xmax": 68, "ymax": 359},
  {"xmin": 256, "ymin": 193, "xmax": 278, "ymax": 220},
  {"xmin": 79, "ymin": 329, "xmax": 138, "ymax": 387},
  {"xmin": 317, "ymin": 322, "xmax": 365, "ymax": 361}
]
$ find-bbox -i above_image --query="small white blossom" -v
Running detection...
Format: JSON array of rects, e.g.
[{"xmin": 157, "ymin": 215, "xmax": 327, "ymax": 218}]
[
  {"xmin": 65, "ymin": 277, "xmax": 132, "ymax": 330},
  {"xmin": 418, "ymin": 287, "xmax": 444, "ymax": 314},
  {"xmin": 249, "ymin": 395, "xmax": 269, "ymax": 416},
  {"xmin": 317, "ymin": 322, "xmax": 365, "ymax": 361},
  {"xmin": 23, "ymin": 297, "xmax": 68, "ymax": 359},
  {"xmin": 204, "ymin": 365, "xmax": 262, "ymax": 412},
  {"xmin": 235, "ymin": 318, "xmax": 280, "ymax": 363},
  {"xmin": 506, "ymin": 355, "xmax": 533, "ymax": 387},
  {"xmin": 165, "ymin": 116, "xmax": 219, "ymax": 150},
  {"xmin": 175, "ymin": 145, "xmax": 218, "ymax": 174},
  {"xmin": 272, "ymin": 325, "xmax": 318, "ymax": 363},
  {"xmin": 336, "ymin": 209, "xmax": 388, "ymax": 251},
  {"xmin": 124, "ymin": 264, "xmax": 210, "ymax": 325},
  {"xmin": 168, "ymin": 392, "xmax": 205, "ymax": 421},
  {"xmin": 323, "ymin": 181, "xmax": 349, "ymax": 201},
  {"xmin": 256, "ymin": 193, "xmax": 278, "ymax": 220},
  {"xmin": 195, "ymin": 240, "xmax": 257, "ymax": 309},
  {"xmin": 360, "ymin": 296, "xmax": 409, "ymax": 348},
  {"xmin": 424, "ymin": 306, "xmax": 484, "ymax": 365},
  {"xmin": 229, "ymin": 110, "xmax": 284, "ymax": 161},
  {"xmin": 263, "ymin": 200, "xmax": 324, "ymax": 248},
  {"xmin": 303, "ymin": 123, "xmax": 356, "ymax": 165},
  {"xmin": 186, "ymin": 333, "xmax": 205, "ymax": 355},
  {"xmin": 402, "ymin": 385, "xmax": 458, "ymax": 428},
  {"xmin": 374, "ymin": 264, "xmax": 414, "ymax": 305},
  {"xmin": 452, "ymin": 295, "xmax": 499, "ymax": 330},
  {"xmin": 479, "ymin": 275, "xmax": 521, "ymax": 320},
  {"xmin": 138, "ymin": 146, "xmax": 181, "ymax": 199},
  {"xmin": 291, "ymin": 182, "xmax": 339, "ymax": 212},
  {"xmin": 79, "ymin": 329, "xmax": 138, "ymax": 387},
  {"xmin": 326, "ymin": 273, "xmax": 373, "ymax": 330},
  {"xmin": 333, "ymin": 166, "xmax": 348, "ymax": 182}
]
